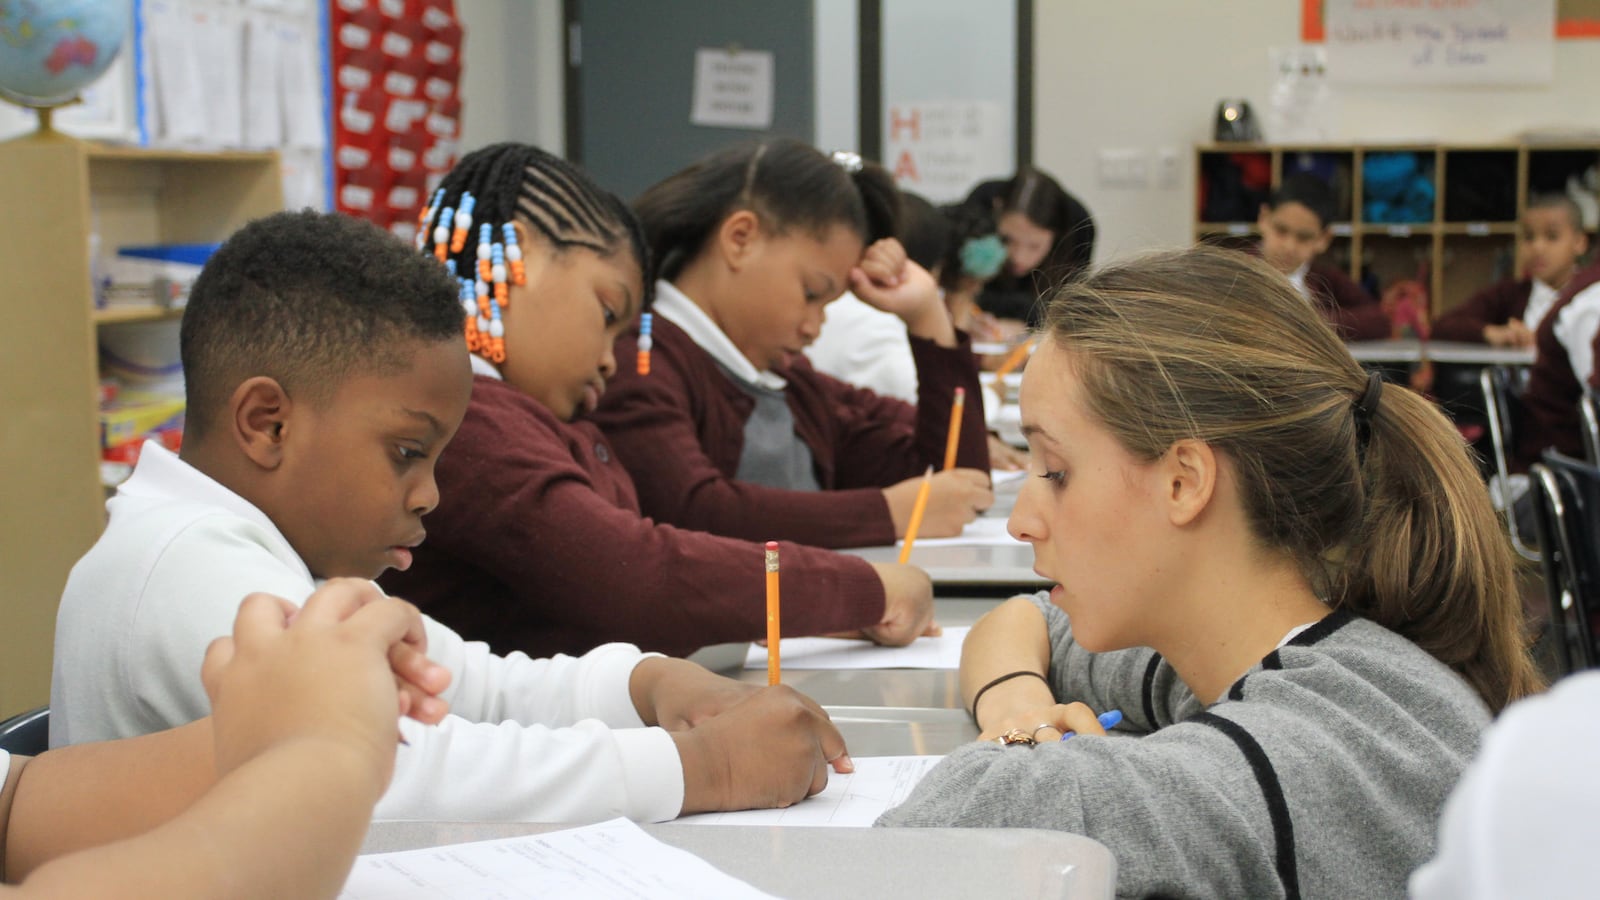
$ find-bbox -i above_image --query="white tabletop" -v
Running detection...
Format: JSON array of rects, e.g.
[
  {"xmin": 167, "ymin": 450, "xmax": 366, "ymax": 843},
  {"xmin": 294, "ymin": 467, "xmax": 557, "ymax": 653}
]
[
  {"xmin": 359, "ymin": 821, "xmax": 1117, "ymax": 898},
  {"xmin": 1346, "ymin": 338, "xmax": 1535, "ymax": 366}
]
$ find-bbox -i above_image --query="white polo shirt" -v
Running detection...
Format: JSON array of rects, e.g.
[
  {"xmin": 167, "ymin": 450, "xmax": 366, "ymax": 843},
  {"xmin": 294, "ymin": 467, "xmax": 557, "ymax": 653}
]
[{"xmin": 51, "ymin": 444, "xmax": 684, "ymax": 824}]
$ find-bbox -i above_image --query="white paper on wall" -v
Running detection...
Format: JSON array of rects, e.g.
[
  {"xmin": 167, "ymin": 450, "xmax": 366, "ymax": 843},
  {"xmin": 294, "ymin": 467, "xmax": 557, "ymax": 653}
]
[
  {"xmin": 1324, "ymin": 0, "xmax": 1555, "ymax": 86},
  {"xmin": 690, "ymin": 48, "xmax": 775, "ymax": 130},
  {"xmin": 884, "ymin": 100, "xmax": 1009, "ymax": 204}
]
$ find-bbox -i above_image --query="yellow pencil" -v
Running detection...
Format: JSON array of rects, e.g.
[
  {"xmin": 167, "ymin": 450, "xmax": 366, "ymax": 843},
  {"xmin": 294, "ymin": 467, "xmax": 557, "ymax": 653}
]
[
  {"xmin": 942, "ymin": 387, "xmax": 965, "ymax": 471},
  {"xmin": 898, "ymin": 465, "xmax": 936, "ymax": 565},
  {"xmin": 989, "ymin": 338, "xmax": 1035, "ymax": 393},
  {"xmin": 765, "ymin": 541, "xmax": 781, "ymax": 686}
]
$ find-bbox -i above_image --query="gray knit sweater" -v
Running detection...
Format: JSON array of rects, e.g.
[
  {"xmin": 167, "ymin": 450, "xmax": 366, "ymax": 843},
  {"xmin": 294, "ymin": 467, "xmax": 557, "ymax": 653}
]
[{"xmin": 877, "ymin": 594, "xmax": 1490, "ymax": 899}]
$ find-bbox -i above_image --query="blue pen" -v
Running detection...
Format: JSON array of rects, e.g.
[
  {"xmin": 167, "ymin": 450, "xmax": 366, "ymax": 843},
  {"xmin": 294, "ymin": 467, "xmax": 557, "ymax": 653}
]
[{"xmin": 1061, "ymin": 709, "xmax": 1122, "ymax": 741}]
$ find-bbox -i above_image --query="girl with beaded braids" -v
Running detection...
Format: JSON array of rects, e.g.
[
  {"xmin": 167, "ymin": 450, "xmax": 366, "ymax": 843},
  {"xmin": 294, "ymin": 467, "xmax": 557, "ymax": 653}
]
[
  {"xmin": 879, "ymin": 247, "xmax": 1544, "ymax": 899},
  {"xmin": 383, "ymin": 142, "xmax": 941, "ymax": 667},
  {"xmin": 592, "ymin": 140, "xmax": 994, "ymax": 553}
]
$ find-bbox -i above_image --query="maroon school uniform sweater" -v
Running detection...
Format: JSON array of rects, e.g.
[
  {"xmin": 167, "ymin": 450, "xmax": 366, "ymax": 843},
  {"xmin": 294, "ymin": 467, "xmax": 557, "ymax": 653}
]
[
  {"xmin": 1305, "ymin": 260, "xmax": 1391, "ymax": 341},
  {"xmin": 1432, "ymin": 279, "xmax": 1534, "ymax": 344},
  {"xmin": 379, "ymin": 375, "xmax": 884, "ymax": 659},
  {"xmin": 590, "ymin": 316, "xmax": 990, "ymax": 549},
  {"xmin": 1514, "ymin": 264, "xmax": 1600, "ymax": 471}
]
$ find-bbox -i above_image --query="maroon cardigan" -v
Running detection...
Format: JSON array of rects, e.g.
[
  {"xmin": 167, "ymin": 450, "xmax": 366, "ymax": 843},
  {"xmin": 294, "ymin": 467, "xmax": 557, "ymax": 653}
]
[
  {"xmin": 1304, "ymin": 260, "xmax": 1390, "ymax": 341},
  {"xmin": 590, "ymin": 316, "xmax": 990, "ymax": 549},
  {"xmin": 1513, "ymin": 265, "xmax": 1600, "ymax": 471},
  {"xmin": 1243, "ymin": 247, "xmax": 1388, "ymax": 341},
  {"xmin": 379, "ymin": 376, "xmax": 884, "ymax": 659},
  {"xmin": 1432, "ymin": 279, "xmax": 1533, "ymax": 344}
]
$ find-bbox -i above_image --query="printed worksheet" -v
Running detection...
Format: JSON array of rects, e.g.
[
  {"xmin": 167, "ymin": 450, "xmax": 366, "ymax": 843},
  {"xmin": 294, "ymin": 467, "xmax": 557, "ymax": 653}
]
[
  {"xmin": 674, "ymin": 756, "xmax": 944, "ymax": 827},
  {"xmin": 744, "ymin": 627, "xmax": 969, "ymax": 670},
  {"xmin": 340, "ymin": 818, "xmax": 777, "ymax": 899}
]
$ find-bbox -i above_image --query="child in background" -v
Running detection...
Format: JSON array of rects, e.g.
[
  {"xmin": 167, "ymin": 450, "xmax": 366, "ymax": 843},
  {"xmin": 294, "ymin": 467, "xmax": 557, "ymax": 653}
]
[
  {"xmin": 1434, "ymin": 195, "xmax": 1589, "ymax": 347},
  {"xmin": 51, "ymin": 210, "xmax": 852, "ymax": 825},
  {"xmin": 805, "ymin": 191, "xmax": 949, "ymax": 404},
  {"xmin": 6, "ymin": 580, "xmax": 450, "ymax": 897},
  {"xmin": 964, "ymin": 168, "xmax": 1095, "ymax": 328},
  {"xmin": 1511, "ymin": 255, "xmax": 1600, "ymax": 470},
  {"xmin": 805, "ymin": 192, "xmax": 1026, "ymax": 470},
  {"xmin": 381, "ymin": 143, "xmax": 936, "ymax": 660},
  {"xmin": 594, "ymin": 141, "xmax": 993, "ymax": 551},
  {"xmin": 1255, "ymin": 173, "xmax": 1390, "ymax": 341},
  {"xmin": 879, "ymin": 247, "xmax": 1542, "ymax": 897}
]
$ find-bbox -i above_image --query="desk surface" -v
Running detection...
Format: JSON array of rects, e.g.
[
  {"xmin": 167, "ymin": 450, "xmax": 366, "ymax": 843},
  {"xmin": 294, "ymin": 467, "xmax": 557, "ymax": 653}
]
[
  {"xmin": 1347, "ymin": 338, "xmax": 1535, "ymax": 365},
  {"xmin": 361, "ymin": 821, "xmax": 1116, "ymax": 899},
  {"xmin": 725, "ymin": 598, "xmax": 1001, "ymax": 711}
]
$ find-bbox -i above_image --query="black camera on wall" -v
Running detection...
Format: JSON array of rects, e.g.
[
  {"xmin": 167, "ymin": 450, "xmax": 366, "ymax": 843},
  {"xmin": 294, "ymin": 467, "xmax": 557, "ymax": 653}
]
[{"xmin": 1213, "ymin": 100, "xmax": 1260, "ymax": 143}]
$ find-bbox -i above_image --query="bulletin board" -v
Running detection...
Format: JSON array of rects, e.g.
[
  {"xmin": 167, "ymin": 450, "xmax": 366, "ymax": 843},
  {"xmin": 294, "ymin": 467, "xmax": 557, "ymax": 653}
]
[
  {"xmin": 330, "ymin": 0, "xmax": 463, "ymax": 244},
  {"xmin": 1301, "ymin": 0, "xmax": 1600, "ymax": 41}
]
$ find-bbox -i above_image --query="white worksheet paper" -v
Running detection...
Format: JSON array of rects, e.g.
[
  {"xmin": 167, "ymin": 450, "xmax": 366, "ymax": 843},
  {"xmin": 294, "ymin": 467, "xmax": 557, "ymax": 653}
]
[
  {"xmin": 902, "ymin": 515, "xmax": 1021, "ymax": 548},
  {"xmin": 675, "ymin": 756, "xmax": 944, "ymax": 826},
  {"xmin": 744, "ymin": 627, "xmax": 969, "ymax": 670},
  {"xmin": 339, "ymin": 818, "xmax": 777, "ymax": 899}
]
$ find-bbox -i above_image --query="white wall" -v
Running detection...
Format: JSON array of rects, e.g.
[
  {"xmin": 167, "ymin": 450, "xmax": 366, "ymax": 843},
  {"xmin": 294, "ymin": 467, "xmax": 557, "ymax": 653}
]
[
  {"xmin": 1034, "ymin": 0, "xmax": 1600, "ymax": 262},
  {"xmin": 455, "ymin": 0, "xmax": 564, "ymax": 154}
]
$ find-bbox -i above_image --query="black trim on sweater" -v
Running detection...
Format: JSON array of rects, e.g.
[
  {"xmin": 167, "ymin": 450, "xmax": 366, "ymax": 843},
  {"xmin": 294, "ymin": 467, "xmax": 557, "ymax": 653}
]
[
  {"xmin": 1262, "ymin": 650, "xmax": 1284, "ymax": 671},
  {"xmin": 1141, "ymin": 654, "xmax": 1163, "ymax": 727},
  {"xmin": 1227, "ymin": 679, "xmax": 1246, "ymax": 702},
  {"xmin": 1288, "ymin": 608, "xmax": 1356, "ymax": 648},
  {"xmin": 1191, "ymin": 712, "xmax": 1302, "ymax": 900}
]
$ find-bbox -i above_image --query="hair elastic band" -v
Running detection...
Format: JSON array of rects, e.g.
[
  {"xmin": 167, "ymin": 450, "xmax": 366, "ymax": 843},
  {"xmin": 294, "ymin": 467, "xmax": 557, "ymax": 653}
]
[
  {"xmin": 1353, "ymin": 371, "xmax": 1383, "ymax": 452},
  {"xmin": 969, "ymin": 669, "xmax": 1048, "ymax": 720},
  {"xmin": 1355, "ymin": 371, "xmax": 1384, "ymax": 417}
]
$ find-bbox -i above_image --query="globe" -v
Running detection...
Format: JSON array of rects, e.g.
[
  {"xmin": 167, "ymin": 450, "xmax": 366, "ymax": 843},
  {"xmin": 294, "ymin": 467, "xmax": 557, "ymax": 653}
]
[{"xmin": 0, "ymin": 0, "xmax": 131, "ymax": 109}]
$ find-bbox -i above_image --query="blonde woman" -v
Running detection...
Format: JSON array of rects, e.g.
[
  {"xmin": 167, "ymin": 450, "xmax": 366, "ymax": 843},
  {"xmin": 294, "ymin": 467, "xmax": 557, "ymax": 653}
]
[{"xmin": 880, "ymin": 247, "xmax": 1543, "ymax": 898}]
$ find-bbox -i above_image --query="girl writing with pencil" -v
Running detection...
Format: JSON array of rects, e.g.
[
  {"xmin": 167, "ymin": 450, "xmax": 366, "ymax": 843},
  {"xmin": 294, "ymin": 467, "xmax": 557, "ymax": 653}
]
[
  {"xmin": 590, "ymin": 140, "xmax": 994, "ymax": 551},
  {"xmin": 380, "ymin": 143, "xmax": 937, "ymax": 661},
  {"xmin": 879, "ymin": 247, "xmax": 1544, "ymax": 898}
]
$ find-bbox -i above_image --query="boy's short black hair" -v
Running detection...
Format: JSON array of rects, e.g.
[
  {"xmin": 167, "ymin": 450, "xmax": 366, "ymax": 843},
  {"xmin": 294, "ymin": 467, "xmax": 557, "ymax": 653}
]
[
  {"xmin": 1527, "ymin": 193, "xmax": 1587, "ymax": 233},
  {"xmin": 1267, "ymin": 173, "xmax": 1338, "ymax": 230},
  {"xmin": 180, "ymin": 210, "xmax": 464, "ymax": 440}
]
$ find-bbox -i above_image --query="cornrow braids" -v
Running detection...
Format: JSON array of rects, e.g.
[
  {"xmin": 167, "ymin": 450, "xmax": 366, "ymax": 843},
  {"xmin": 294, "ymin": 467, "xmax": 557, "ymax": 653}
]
[{"xmin": 418, "ymin": 143, "xmax": 652, "ymax": 364}]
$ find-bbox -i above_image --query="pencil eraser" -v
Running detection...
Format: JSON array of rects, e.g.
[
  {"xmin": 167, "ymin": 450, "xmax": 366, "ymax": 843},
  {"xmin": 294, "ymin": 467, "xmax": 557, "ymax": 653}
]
[{"xmin": 765, "ymin": 541, "xmax": 779, "ymax": 551}]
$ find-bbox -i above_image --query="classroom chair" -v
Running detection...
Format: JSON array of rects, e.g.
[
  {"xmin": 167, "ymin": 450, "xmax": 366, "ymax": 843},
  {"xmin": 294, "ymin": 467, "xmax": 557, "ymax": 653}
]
[
  {"xmin": 1580, "ymin": 386, "xmax": 1600, "ymax": 466},
  {"xmin": 1480, "ymin": 365, "xmax": 1540, "ymax": 561},
  {"xmin": 0, "ymin": 706, "xmax": 49, "ymax": 756},
  {"xmin": 1528, "ymin": 452, "xmax": 1600, "ymax": 674}
]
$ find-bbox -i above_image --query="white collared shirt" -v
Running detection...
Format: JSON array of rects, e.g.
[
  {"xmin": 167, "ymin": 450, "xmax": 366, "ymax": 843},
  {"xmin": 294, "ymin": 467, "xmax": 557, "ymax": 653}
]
[
  {"xmin": 50, "ymin": 443, "xmax": 683, "ymax": 823},
  {"xmin": 1524, "ymin": 278, "xmax": 1560, "ymax": 334},
  {"xmin": 1286, "ymin": 261, "xmax": 1312, "ymax": 301},
  {"xmin": 654, "ymin": 279, "xmax": 788, "ymax": 391},
  {"xmin": 1553, "ymin": 280, "xmax": 1600, "ymax": 385}
]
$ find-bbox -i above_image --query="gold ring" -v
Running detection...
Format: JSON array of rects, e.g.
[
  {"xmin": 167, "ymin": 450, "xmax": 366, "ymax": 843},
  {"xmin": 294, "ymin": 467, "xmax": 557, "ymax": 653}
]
[{"xmin": 994, "ymin": 728, "xmax": 1036, "ymax": 747}]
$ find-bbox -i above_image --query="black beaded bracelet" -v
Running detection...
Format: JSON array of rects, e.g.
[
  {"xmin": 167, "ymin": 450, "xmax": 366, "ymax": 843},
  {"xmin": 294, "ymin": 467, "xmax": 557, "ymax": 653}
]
[{"xmin": 969, "ymin": 669, "xmax": 1049, "ymax": 719}]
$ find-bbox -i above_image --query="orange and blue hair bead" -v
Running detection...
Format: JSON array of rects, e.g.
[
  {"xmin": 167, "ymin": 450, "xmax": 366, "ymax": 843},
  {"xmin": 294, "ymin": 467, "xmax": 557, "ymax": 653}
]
[
  {"xmin": 503, "ymin": 223, "xmax": 526, "ymax": 286},
  {"xmin": 636, "ymin": 312, "xmax": 653, "ymax": 375},
  {"xmin": 450, "ymin": 191, "xmax": 475, "ymax": 253}
]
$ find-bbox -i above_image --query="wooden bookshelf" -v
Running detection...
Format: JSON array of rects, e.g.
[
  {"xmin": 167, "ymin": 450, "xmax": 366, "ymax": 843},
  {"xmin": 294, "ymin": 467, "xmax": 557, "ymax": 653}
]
[
  {"xmin": 1196, "ymin": 142, "xmax": 1600, "ymax": 315},
  {"xmin": 0, "ymin": 133, "xmax": 281, "ymax": 718}
]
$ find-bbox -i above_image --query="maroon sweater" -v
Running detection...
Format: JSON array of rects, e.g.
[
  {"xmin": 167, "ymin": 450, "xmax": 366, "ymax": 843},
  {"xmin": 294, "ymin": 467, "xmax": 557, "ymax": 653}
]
[
  {"xmin": 1304, "ymin": 260, "xmax": 1391, "ymax": 341},
  {"xmin": 1432, "ymin": 279, "xmax": 1533, "ymax": 344},
  {"xmin": 1513, "ymin": 264, "xmax": 1600, "ymax": 471},
  {"xmin": 590, "ymin": 316, "xmax": 990, "ymax": 549},
  {"xmin": 379, "ymin": 376, "xmax": 884, "ymax": 659},
  {"xmin": 1244, "ymin": 246, "xmax": 1388, "ymax": 341}
]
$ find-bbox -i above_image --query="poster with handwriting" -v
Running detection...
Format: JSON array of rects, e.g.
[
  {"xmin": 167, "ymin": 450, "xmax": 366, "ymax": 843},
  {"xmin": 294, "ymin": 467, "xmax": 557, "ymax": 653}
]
[{"xmin": 1325, "ymin": 0, "xmax": 1555, "ymax": 86}]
